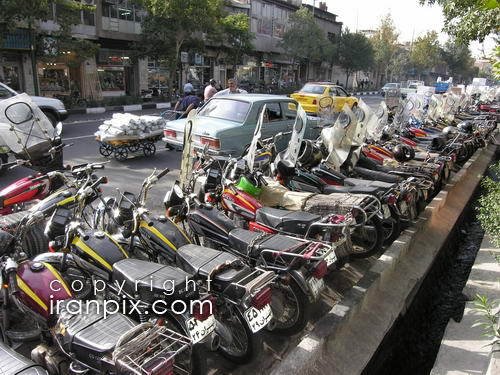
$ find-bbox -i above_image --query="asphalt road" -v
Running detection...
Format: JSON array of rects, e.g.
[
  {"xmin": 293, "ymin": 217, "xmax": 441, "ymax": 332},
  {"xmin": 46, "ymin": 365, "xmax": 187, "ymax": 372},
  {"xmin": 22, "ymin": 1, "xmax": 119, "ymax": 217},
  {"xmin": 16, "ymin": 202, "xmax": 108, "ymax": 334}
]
[{"xmin": 0, "ymin": 95, "xmax": 384, "ymax": 209}]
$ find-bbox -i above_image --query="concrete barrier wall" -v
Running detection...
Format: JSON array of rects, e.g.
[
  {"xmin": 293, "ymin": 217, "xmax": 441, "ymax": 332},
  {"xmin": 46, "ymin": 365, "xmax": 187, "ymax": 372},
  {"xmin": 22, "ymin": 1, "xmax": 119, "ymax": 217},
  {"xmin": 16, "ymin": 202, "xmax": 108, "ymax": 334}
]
[{"xmin": 271, "ymin": 138, "xmax": 498, "ymax": 375}]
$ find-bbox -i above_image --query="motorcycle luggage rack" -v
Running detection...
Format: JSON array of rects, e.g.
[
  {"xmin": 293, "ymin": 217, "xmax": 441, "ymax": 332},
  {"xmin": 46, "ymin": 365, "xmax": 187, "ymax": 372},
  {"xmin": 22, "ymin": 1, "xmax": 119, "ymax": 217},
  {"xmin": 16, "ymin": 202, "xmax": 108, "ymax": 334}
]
[
  {"xmin": 256, "ymin": 240, "xmax": 336, "ymax": 272},
  {"xmin": 114, "ymin": 324, "xmax": 191, "ymax": 375},
  {"xmin": 234, "ymin": 267, "xmax": 277, "ymax": 294}
]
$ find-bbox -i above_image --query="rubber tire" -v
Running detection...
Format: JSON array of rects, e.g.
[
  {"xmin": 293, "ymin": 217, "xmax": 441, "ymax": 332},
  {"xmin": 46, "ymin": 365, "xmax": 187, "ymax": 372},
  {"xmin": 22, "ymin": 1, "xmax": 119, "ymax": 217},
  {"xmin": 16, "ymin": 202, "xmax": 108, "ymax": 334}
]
[
  {"xmin": 350, "ymin": 214, "xmax": 384, "ymax": 258},
  {"xmin": 42, "ymin": 110, "xmax": 58, "ymax": 128},
  {"xmin": 218, "ymin": 306, "xmax": 263, "ymax": 364},
  {"xmin": 271, "ymin": 279, "xmax": 310, "ymax": 335},
  {"xmin": 382, "ymin": 205, "xmax": 402, "ymax": 246},
  {"xmin": 0, "ymin": 153, "xmax": 8, "ymax": 175},
  {"xmin": 22, "ymin": 224, "xmax": 48, "ymax": 257}
]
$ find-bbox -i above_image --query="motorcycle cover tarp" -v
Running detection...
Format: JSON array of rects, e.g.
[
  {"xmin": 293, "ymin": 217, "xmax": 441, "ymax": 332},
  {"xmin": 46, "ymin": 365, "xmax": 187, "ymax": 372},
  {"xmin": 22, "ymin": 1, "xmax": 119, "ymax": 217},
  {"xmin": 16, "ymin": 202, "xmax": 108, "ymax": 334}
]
[
  {"xmin": 0, "ymin": 93, "xmax": 55, "ymax": 160},
  {"xmin": 282, "ymin": 104, "xmax": 308, "ymax": 168},
  {"xmin": 179, "ymin": 118, "xmax": 194, "ymax": 190},
  {"xmin": 245, "ymin": 104, "xmax": 265, "ymax": 172},
  {"xmin": 352, "ymin": 99, "xmax": 371, "ymax": 146},
  {"xmin": 366, "ymin": 102, "xmax": 388, "ymax": 142},
  {"xmin": 321, "ymin": 104, "xmax": 358, "ymax": 171}
]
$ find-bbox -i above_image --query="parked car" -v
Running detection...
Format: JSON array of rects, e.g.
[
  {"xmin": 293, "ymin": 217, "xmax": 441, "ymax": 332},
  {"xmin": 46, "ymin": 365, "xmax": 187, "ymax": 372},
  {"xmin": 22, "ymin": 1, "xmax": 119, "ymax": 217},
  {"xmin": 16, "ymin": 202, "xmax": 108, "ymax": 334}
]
[
  {"xmin": 290, "ymin": 82, "xmax": 358, "ymax": 114},
  {"xmin": 0, "ymin": 82, "xmax": 68, "ymax": 127},
  {"xmin": 162, "ymin": 94, "xmax": 323, "ymax": 155},
  {"xmin": 380, "ymin": 82, "xmax": 401, "ymax": 97}
]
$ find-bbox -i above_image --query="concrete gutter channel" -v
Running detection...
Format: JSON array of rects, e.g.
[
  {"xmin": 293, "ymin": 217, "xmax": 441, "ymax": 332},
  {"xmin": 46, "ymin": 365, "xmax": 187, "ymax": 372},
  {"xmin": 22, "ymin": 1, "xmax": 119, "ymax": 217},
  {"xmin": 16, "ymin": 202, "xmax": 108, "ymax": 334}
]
[
  {"xmin": 431, "ymin": 233, "xmax": 500, "ymax": 375},
  {"xmin": 242, "ymin": 134, "xmax": 498, "ymax": 375}
]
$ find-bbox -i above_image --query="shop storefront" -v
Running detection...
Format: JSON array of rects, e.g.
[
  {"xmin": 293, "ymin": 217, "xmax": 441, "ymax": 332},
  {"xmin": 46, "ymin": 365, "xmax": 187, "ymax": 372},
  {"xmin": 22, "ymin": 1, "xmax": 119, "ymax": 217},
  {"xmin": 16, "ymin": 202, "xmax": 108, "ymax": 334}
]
[
  {"xmin": 147, "ymin": 59, "xmax": 169, "ymax": 96},
  {"xmin": 37, "ymin": 61, "xmax": 71, "ymax": 97},
  {"xmin": 97, "ymin": 48, "xmax": 130, "ymax": 97}
]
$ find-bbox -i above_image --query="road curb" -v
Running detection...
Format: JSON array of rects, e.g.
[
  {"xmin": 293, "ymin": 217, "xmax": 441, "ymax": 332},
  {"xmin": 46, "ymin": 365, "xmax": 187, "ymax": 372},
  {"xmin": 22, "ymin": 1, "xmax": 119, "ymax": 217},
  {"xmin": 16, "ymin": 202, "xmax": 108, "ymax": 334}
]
[
  {"xmin": 353, "ymin": 91, "xmax": 379, "ymax": 96},
  {"xmin": 68, "ymin": 102, "xmax": 171, "ymax": 115},
  {"xmin": 270, "ymin": 137, "xmax": 498, "ymax": 375}
]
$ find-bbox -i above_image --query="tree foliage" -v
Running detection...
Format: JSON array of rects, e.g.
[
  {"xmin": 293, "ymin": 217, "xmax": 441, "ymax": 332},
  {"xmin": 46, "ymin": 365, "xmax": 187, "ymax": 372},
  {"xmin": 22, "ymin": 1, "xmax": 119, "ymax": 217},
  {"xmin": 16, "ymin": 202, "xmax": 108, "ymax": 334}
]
[
  {"xmin": 420, "ymin": 0, "xmax": 500, "ymax": 44},
  {"xmin": 477, "ymin": 162, "xmax": 500, "ymax": 248},
  {"xmin": 441, "ymin": 39, "xmax": 478, "ymax": 81},
  {"xmin": 370, "ymin": 14, "xmax": 399, "ymax": 85},
  {"xmin": 206, "ymin": 13, "xmax": 254, "ymax": 70},
  {"xmin": 280, "ymin": 7, "xmax": 332, "ymax": 77},
  {"xmin": 0, "ymin": 0, "xmax": 97, "ymax": 61},
  {"xmin": 410, "ymin": 31, "xmax": 443, "ymax": 75},
  {"xmin": 335, "ymin": 31, "xmax": 374, "ymax": 86}
]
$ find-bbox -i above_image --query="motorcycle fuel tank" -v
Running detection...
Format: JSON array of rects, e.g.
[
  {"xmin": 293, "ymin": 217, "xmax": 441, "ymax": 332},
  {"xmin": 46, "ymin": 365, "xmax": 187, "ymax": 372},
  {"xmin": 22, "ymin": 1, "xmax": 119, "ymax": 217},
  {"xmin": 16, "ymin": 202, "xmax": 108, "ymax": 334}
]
[
  {"xmin": 0, "ymin": 175, "xmax": 49, "ymax": 210},
  {"xmin": 71, "ymin": 230, "xmax": 128, "ymax": 273},
  {"xmin": 221, "ymin": 188, "xmax": 262, "ymax": 220},
  {"xmin": 16, "ymin": 260, "xmax": 73, "ymax": 320}
]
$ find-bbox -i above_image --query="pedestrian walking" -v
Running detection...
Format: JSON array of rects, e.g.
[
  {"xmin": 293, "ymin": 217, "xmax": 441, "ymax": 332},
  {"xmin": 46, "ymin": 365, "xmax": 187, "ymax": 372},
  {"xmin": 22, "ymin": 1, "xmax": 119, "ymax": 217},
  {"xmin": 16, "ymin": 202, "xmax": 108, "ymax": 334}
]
[
  {"xmin": 204, "ymin": 79, "xmax": 218, "ymax": 101},
  {"xmin": 213, "ymin": 78, "xmax": 248, "ymax": 97}
]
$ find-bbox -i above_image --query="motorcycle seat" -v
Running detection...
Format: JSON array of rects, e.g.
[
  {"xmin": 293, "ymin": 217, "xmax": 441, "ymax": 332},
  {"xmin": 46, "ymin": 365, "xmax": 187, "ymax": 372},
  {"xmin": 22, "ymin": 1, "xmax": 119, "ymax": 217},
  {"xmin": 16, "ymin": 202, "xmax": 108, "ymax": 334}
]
[
  {"xmin": 255, "ymin": 207, "xmax": 321, "ymax": 236},
  {"xmin": 0, "ymin": 342, "xmax": 49, "ymax": 375},
  {"xmin": 343, "ymin": 178, "xmax": 396, "ymax": 190},
  {"xmin": 228, "ymin": 228, "xmax": 263, "ymax": 257},
  {"xmin": 177, "ymin": 244, "xmax": 243, "ymax": 283},
  {"xmin": 228, "ymin": 228, "xmax": 306, "ymax": 260},
  {"xmin": 323, "ymin": 184, "xmax": 382, "ymax": 195},
  {"xmin": 113, "ymin": 259, "xmax": 195, "ymax": 302},
  {"xmin": 56, "ymin": 299, "xmax": 136, "ymax": 365},
  {"xmin": 353, "ymin": 167, "xmax": 403, "ymax": 183}
]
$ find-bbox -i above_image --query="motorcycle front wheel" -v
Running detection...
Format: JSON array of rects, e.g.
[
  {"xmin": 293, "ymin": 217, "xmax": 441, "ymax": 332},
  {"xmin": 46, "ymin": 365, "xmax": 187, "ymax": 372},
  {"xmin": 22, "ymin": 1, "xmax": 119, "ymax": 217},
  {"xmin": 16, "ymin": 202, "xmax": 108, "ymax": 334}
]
[{"xmin": 217, "ymin": 304, "xmax": 262, "ymax": 364}]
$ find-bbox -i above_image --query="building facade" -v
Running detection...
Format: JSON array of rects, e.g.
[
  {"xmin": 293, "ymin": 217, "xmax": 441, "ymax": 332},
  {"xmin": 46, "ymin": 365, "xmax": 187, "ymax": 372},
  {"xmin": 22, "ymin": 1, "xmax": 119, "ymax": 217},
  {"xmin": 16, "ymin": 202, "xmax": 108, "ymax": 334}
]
[{"xmin": 0, "ymin": 0, "xmax": 345, "ymax": 99}]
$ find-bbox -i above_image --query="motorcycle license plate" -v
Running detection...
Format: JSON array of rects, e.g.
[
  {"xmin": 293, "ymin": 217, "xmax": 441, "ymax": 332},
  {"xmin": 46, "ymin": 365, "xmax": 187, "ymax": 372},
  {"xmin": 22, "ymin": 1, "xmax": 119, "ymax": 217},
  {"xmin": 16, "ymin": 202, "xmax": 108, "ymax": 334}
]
[
  {"xmin": 185, "ymin": 315, "xmax": 216, "ymax": 344},
  {"xmin": 324, "ymin": 249, "xmax": 337, "ymax": 266},
  {"xmin": 399, "ymin": 201, "xmax": 408, "ymax": 215},
  {"xmin": 307, "ymin": 277, "xmax": 325, "ymax": 300},
  {"xmin": 382, "ymin": 204, "xmax": 391, "ymax": 219},
  {"xmin": 244, "ymin": 304, "xmax": 273, "ymax": 333}
]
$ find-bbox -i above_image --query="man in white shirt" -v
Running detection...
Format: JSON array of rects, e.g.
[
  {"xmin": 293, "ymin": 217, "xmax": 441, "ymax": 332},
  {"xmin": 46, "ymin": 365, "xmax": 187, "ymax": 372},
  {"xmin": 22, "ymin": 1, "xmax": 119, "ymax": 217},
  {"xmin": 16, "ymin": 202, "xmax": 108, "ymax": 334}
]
[
  {"xmin": 213, "ymin": 78, "xmax": 248, "ymax": 97},
  {"xmin": 204, "ymin": 79, "xmax": 218, "ymax": 101}
]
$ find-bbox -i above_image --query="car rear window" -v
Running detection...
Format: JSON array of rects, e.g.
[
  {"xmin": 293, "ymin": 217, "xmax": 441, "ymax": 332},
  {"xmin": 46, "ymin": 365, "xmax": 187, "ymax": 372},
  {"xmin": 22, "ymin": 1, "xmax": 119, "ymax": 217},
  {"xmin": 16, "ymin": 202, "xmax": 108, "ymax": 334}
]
[
  {"xmin": 197, "ymin": 98, "xmax": 251, "ymax": 123},
  {"xmin": 300, "ymin": 84, "xmax": 326, "ymax": 94}
]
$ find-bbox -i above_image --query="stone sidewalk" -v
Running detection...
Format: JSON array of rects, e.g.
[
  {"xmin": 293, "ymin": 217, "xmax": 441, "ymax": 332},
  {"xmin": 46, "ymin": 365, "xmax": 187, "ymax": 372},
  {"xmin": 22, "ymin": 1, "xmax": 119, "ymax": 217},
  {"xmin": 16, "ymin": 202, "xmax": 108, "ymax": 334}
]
[{"xmin": 431, "ymin": 234, "xmax": 500, "ymax": 375}]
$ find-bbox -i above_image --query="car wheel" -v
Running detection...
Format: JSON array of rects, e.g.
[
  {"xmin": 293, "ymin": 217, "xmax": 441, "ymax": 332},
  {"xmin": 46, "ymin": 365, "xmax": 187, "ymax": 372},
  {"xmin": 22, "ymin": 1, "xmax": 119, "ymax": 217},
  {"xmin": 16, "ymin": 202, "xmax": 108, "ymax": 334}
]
[{"xmin": 42, "ymin": 111, "xmax": 58, "ymax": 128}]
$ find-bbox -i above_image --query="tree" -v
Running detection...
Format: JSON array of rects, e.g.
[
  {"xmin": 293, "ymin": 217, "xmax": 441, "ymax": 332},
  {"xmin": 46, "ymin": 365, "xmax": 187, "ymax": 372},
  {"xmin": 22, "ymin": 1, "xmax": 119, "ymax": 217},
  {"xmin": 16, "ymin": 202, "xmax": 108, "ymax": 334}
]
[
  {"xmin": 388, "ymin": 47, "xmax": 411, "ymax": 82},
  {"xmin": 442, "ymin": 39, "xmax": 477, "ymax": 82},
  {"xmin": 137, "ymin": 0, "xmax": 224, "ymax": 90},
  {"xmin": 280, "ymin": 7, "xmax": 332, "ymax": 80},
  {"xmin": 420, "ymin": 0, "xmax": 500, "ymax": 44},
  {"xmin": 0, "ymin": 0, "xmax": 97, "ymax": 60},
  {"xmin": 410, "ymin": 31, "xmax": 443, "ymax": 79},
  {"xmin": 370, "ymin": 14, "xmax": 399, "ymax": 87},
  {"xmin": 334, "ymin": 31, "xmax": 374, "ymax": 87},
  {"xmin": 206, "ymin": 13, "xmax": 254, "ymax": 74}
]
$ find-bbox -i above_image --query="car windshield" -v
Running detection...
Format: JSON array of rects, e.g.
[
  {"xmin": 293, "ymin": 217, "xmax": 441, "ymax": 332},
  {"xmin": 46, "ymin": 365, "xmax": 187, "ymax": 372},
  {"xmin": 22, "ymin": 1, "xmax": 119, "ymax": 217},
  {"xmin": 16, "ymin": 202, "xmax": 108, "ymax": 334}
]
[
  {"xmin": 0, "ymin": 84, "xmax": 15, "ymax": 99},
  {"xmin": 300, "ymin": 84, "xmax": 326, "ymax": 94},
  {"xmin": 197, "ymin": 98, "xmax": 251, "ymax": 123},
  {"xmin": 384, "ymin": 83, "xmax": 398, "ymax": 88}
]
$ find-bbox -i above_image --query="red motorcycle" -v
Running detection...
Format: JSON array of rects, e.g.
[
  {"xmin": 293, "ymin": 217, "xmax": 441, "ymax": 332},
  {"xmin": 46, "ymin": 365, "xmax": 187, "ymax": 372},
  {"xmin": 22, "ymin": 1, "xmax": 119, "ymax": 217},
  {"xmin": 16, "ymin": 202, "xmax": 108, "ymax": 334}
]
[{"xmin": 0, "ymin": 170, "xmax": 65, "ymax": 215}]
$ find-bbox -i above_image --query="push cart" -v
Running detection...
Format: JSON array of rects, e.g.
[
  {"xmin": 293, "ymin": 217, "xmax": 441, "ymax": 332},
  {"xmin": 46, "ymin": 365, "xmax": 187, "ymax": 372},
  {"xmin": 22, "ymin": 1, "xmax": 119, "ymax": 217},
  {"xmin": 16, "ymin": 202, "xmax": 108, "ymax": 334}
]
[{"xmin": 96, "ymin": 129, "xmax": 163, "ymax": 161}]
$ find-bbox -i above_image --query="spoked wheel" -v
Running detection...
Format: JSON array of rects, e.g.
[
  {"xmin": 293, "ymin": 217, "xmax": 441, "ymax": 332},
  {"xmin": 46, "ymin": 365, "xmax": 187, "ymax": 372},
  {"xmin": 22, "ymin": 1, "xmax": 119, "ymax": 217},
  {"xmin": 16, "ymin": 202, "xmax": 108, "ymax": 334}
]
[
  {"xmin": 270, "ymin": 279, "xmax": 309, "ymax": 335},
  {"xmin": 99, "ymin": 142, "xmax": 113, "ymax": 157},
  {"xmin": 217, "ymin": 304, "xmax": 262, "ymax": 363},
  {"xmin": 143, "ymin": 142, "xmax": 156, "ymax": 157},
  {"xmin": 381, "ymin": 206, "xmax": 402, "ymax": 246},
  {"xmin": 114, "ymin": 146, "xmax": 128, "ymax": 161},
  {"xmin": 350, "ymin": 214, "xmax": 384, "ymax": 258},
  {"xmin": 127, "ymin": 143, "xmax": 141, "ymax": 153}
]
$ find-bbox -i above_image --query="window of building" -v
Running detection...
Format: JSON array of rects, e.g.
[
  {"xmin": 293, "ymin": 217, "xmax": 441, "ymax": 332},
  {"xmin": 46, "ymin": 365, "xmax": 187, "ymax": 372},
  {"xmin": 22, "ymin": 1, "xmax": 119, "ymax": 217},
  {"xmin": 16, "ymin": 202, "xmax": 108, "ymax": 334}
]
[
  {"xmin": 82, "ymin": 10, "xmax": 95, "ymax": 26},
  {"xmin": 327, "ymin": 32, "xmax": 336, "ymax": 43}
]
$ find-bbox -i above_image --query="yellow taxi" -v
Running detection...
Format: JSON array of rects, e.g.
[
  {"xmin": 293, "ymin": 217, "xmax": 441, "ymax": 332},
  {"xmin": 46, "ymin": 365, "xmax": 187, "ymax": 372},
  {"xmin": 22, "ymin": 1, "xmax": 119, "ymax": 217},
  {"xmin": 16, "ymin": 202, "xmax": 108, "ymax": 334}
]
[{"xmin": 290, "ymin": 82, "xmax": 358, "ymax": 114}]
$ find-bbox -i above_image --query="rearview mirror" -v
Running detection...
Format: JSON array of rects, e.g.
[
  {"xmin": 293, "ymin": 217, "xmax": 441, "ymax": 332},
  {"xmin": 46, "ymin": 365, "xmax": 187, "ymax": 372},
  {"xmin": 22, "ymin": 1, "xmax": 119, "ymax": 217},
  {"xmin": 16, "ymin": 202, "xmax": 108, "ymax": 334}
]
[{"xmin": 5, "ymin": 102, "xmax": 33, "ymax": 124}]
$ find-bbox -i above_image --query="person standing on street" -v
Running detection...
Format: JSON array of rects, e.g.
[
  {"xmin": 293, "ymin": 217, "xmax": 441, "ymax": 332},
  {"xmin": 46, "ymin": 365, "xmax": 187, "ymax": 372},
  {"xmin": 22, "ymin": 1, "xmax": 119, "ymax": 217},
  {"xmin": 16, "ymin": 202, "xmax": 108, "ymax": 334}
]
[
  {"xmin": 183, "ymin": 80, "xmax": 194, "ymax": 95},
  {"xmin": 213, "ymin": 78, "xmax": 248, "ymax": 97},
  {"xmin": 204, "ymin": 79, "xmax": 218, "ymax": 101}
]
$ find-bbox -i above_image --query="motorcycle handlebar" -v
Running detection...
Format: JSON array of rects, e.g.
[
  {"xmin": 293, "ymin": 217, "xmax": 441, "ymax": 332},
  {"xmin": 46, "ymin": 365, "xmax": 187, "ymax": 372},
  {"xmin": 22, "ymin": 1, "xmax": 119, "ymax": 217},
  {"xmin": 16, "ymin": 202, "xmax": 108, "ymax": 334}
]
[{"xmin": 157, "ymin": 168, "xmax": 170, "ymax": 180}]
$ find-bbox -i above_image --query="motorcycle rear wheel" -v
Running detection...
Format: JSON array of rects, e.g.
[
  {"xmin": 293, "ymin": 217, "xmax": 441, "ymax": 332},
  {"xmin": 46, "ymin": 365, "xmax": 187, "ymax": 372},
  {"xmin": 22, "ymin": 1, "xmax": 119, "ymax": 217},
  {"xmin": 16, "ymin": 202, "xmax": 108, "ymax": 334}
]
[
  {"xmin": 382, "ymin": 206, "xmax": 402, "ymax": 246},
  {"xmin": 270, "ymin": 279, "xmax": 309, "ymax": 335},
  {"xmin": 217, "ymin": 304, "xmax": 262, "ymax": 364},
  {"xmin": 350, "ymin": 214, "xmax": 384, "ymax": 258}
]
